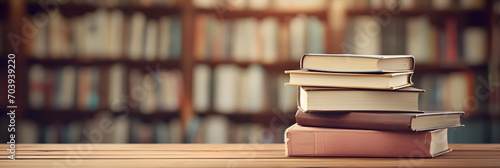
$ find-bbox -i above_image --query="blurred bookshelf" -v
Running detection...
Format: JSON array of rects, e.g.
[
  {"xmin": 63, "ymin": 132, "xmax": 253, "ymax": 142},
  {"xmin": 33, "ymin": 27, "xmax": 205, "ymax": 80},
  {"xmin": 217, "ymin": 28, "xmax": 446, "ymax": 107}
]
[{"xmin": 3, "ymin": 0, "xmax": 499, "ymax": 143}]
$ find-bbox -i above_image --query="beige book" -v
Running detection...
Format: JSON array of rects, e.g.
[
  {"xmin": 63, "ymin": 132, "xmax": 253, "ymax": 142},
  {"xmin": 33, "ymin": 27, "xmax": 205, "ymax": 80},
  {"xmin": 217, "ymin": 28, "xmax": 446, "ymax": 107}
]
[
  {"xmin": 299, "ymin": 86, "xmax": 423, "ymax": 112},
  {"xmin": 301, "ymin": 54, "xmax": 414, "ymax": 73},
  {"xmin": 285, "ymin": 70, "xmax": 413, "ymax": 90}
]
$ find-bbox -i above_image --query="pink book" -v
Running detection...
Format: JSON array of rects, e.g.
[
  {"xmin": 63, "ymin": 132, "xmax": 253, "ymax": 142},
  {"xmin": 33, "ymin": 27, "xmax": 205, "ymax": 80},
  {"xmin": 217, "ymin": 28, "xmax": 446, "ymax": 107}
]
[{"xmin": 285, "ymin": 124, "xmax": 451, "ymax": 157}]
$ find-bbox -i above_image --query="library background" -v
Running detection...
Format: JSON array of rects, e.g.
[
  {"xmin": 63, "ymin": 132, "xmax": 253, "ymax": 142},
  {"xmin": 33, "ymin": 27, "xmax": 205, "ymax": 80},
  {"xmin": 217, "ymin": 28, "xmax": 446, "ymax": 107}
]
[{"xmin": 0, "ymin": 0, "xmax": 499, "ymax": 143}]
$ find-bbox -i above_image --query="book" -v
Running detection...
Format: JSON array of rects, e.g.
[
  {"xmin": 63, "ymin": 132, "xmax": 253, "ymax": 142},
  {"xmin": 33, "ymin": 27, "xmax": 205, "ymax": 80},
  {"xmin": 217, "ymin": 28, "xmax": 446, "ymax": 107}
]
[
  {"xmin": 298, "ymin": 86, "xmax": 423, "ymax": 112},
  {"xmin": 143, "ymin": 20, "xmax": 158, "ymax": 60},
  {"xmin": 406, "ymin": 16, "xmax": 430, "ymax": 63},
  {"xmin": 193, "ymin": 64, "xmax": 212, "ymax": 113},
  {"xmin": 127, "ymin": 12, "xmax": 146, "ymax": 60},
  {"xmin": 158, "ymin": 16, "xmax": 171, "ymax": 60},
  {"xmin": 305, "ymin": 16, "xmax": 325, "ymax": 54},
  {"xmin": 300, "ymin": 54, "xmax": 414, "ymax": 73},
  {"xmin": 28, "ymin": 65, "xmax": 46, "ymax": 109},
  {"xmin": 296, "ymin": 109, "xmax": 464, "ymax": 131},
  {"xmin": 285, "ymin": 70, "xmax": 413, "ymax": 90},
  {"xmin": 214, "ymin": 65, "xmax": 241, "ymax": 113},
  {"xmin": 289, "ymin": 14, "xmax": 307, "ymax": 60},
  {"xmin": 285, "ymin": 124, "xmax": 451, "ymax": 157}
]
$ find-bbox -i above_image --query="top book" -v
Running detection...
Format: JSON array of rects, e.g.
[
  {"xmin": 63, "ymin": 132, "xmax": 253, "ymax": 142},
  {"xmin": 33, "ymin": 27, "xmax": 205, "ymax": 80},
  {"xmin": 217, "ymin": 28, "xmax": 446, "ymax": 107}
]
[{"xmin": 300, "ymin": 54, "xmax": 415, "ymax": 73}]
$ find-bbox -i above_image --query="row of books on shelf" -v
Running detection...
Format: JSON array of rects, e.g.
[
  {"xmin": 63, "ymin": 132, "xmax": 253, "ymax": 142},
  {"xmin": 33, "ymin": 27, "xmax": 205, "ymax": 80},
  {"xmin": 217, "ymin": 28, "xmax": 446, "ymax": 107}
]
[
  {"xmin": 27, "ymin": 63, "xmax": 298, "ymax": 114},
  {"xmin": 345, "ymin": 16, "xmax": 487, "ymax": 64},
  {"xmin": 193, "ymin": 64, "xmax": 297, "ymax": 113},
  {"xmin": 193, "ymin": 0, "xmax": 484, "ymax": 11},
  {"xmin": 415, "ymin": 70, "xmax": 491, "ymax": 116},
  {"xmin": 193, "ymin": 0, "xmax": 327, "ymax": 10},
  {"xmin": 28, "ymin": 64, "xmax": 183, "ymax": 113},
  {"xmin": 28, "ymin": 9, "xmax": 182, "ymax": 60},
  {"xmin": 10, "ymin": 115, "xmax": 287, "ymax": 143},
  {"xmin": 346, "ymin": 0, "xmax": 485, "ymax": 10},
  {"xmin": 30, "ymin": 0, "xmax": 181, "ymax": 7},
  {"xmin": 194, "ymin": 14, "xmax": 325, "ymax": 62},
  {"xmin": 12, "ymin": 114, "xmax": 182, "ymax": 143}
]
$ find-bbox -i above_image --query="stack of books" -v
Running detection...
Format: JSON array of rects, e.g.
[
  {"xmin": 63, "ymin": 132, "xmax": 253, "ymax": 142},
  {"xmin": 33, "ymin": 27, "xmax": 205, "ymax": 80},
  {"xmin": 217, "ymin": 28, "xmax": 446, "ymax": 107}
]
[{"xmin": 284, "ymin": 54, "xmax": 464, "ymax": 157}]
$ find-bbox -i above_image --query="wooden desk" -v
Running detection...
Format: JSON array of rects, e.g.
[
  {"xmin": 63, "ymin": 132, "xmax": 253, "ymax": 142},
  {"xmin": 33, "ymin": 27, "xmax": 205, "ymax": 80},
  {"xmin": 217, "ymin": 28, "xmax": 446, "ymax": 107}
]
[{"xmin": 1, "ymin": 144, "xmax": 499, "ymax": 167}]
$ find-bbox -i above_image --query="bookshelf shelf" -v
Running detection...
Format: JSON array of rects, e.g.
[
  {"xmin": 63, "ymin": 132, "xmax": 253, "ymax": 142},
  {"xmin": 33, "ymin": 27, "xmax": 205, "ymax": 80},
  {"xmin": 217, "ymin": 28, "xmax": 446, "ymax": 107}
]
[
  {"xmin": 195, "ymin": 8, "xmax": 328, "ymax": 19},
  {"xmin": 26, "ymin": 109, "xmax": 99, "ymax": 123}
]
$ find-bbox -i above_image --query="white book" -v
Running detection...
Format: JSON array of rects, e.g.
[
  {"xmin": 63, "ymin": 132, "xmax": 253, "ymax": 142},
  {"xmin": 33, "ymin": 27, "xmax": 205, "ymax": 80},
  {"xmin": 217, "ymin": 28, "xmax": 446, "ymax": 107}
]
[
  {"xmin": 230, "ymin": 0, "xmax": 247, "ymax": 10},
  {"xmin": 193, "ymin": 0, "xmax": 216, "ymax": 8},
  {"xmin": 48, "ymin": 10, "xmax": 69, "ymax": 58},
  {"xmin": 432, "ymin": 0, "xmax": 452, "ymax": 10},
  {"xmin": 140, "ymin": 72, "xmax": 157, "ymax": 114},
  {"xmin": 94, "ymin": 9, "xmax": 108, "ymax": 58},
  {"xmin": 352, "ymin": 16, "xmax": 381, "ymax": 55},
  {"xmin": 292, "ymin": 0, "xmax": 326, "ymax": 10},
  {"xmin": 160, "ymin": 70, "xmax": 181, "ymax": 112},
  {"xmin": 169, "ymin": 118, "xmax": 183, "ymax": 143},
  {"xmin": 447, "ymin": 73, "xmax": 469, "ymax": 111},
  {"xmin": 239, "ymin": 65, "xmax": 265, "ymax": 113},
  {"xmin": 144, "ymin": 20, "xmax": 159, "ymax": 60},
  {"xmin": 158, "ymin": 16, "xmax": 171, "ymax": 60},
  {"xmin": 231, "ymin": 19, "xmax": 247, "ymax": 62},
  {"xmin": 193, "ymin": 64, "xmax": 211, "ymax": 113},
  {"xmin": 406, "ymin": 16, "xmax": 430, "ymax": 63},
  {"xmin": 245, "ymin": 18, "xmax": 259, "ymax": 62},
  {"xmin": 259, "ymin": 17, "xmax": 279, "ymax": 63},
  {"xmin": 248, "ymin": 0, "xmax": 269, "ymax": 10},
  {"xmin": 108, "ymin": 63, "xmax": 126, "ymax": 112},
  {"xmin": 214, "ymin": 65, "xmax": 241, "ymax": 113},
  {"xmin": 204, "ymin": 115, "xmax": 229, "ymax": 144},
  {"xmin": 31, "ymin": 21, "xmax": 47, "ymax": 58},
  {"xmin": 58, "ymin": 66, "xmax": 76, "ymax": 110},
  {"xmin": 107, "ymin": 10, "xmax": 124, "ymax": 58},
  {"xmin": 277, "ymin": 74, "xmax": 297, "ymax": 113},
  {"xmin": 289, "ymin": 15, "xmax": 307, "ymax": 60},
  {"xmin": 128, "ymin": 12, "xmax": 146, "ymax": 60},
  {"xmin": 28, "ymin": 65, "xmax": 45, "ymax": 109},
  {"xmin": 306, "ymin": 16, "xmax": 325, "ymax": 53},
  {"xmin": 463, "ymin": 27, "xmax": 486, "ymax": 64},
  {"xmin": 112, "ymin": 117, "xmax": 130, "ymax": 143}
]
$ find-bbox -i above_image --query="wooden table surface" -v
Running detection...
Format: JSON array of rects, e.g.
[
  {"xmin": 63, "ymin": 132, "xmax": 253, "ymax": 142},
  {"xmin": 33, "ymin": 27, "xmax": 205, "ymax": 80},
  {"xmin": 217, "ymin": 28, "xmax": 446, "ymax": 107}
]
[{"xmin": 0, "ymin": 144, "xmax": 499, "ymax": 168}]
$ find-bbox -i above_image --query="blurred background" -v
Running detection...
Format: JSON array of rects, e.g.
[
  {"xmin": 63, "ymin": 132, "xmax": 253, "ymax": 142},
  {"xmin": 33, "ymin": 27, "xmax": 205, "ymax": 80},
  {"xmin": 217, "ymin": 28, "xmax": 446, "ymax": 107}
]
[{"xmin": 0, "ymin": 0, "xmax": 499, "ymax": 143}]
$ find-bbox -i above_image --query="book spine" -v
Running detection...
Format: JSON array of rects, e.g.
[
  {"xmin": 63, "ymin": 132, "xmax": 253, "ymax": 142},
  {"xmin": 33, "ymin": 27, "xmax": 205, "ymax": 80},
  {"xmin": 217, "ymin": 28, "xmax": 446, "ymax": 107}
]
[{"xmin": 295, "ymin": 110, "xmax": 413, "ymax": 131}]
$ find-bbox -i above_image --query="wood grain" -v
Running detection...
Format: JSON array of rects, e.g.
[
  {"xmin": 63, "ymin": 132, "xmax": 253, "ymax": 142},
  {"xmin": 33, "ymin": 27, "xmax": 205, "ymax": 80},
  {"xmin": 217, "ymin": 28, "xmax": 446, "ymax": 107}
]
[{"xmin": 0, "ymin": 144, "xmax": 499, "ymax": 168}]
